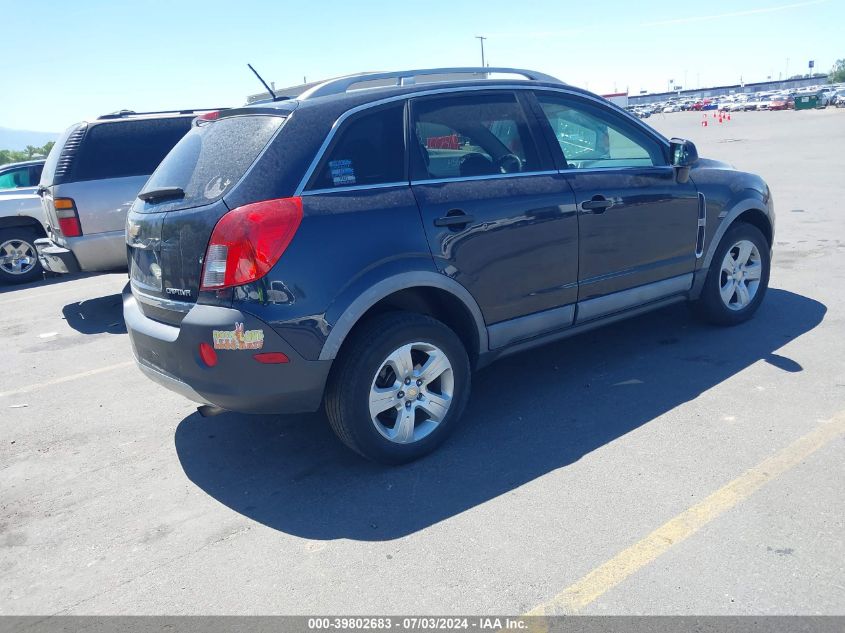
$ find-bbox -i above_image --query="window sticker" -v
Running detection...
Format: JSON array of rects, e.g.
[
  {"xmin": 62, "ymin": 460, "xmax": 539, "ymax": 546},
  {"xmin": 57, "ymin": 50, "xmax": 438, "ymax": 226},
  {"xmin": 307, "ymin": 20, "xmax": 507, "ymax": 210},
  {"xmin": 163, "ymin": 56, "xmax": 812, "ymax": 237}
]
[
  {"xmin": 212, "ymin": 322, "xmax": 265, "ymax": 350},
  {"xmin": 329, "ymin": 159, "xmax": 356, "ymax": 186},
  {"xmin": 204, "ymin": 176, "xmax": 232, "ymax": 199}
]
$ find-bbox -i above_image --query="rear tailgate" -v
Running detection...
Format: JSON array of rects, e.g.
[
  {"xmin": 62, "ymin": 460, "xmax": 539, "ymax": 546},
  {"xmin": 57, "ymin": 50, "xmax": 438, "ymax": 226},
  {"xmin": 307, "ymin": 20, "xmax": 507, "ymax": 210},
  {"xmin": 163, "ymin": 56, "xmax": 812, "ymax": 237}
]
[
  {"xmin": 51, "ymin": 177, "xmax": 147, "ymax": 235},
  {"xmin": 128, "ymin": 199, "xmax": 231, "ymax": 323}
]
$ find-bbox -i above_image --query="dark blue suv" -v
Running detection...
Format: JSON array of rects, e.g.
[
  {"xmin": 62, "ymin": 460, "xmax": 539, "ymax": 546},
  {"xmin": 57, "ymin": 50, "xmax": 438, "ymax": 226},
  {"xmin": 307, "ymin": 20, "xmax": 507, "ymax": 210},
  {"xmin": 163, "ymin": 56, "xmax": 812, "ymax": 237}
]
[{"xmin": 123, "ymin": 67, "xmax": 774, "ymax": 463}]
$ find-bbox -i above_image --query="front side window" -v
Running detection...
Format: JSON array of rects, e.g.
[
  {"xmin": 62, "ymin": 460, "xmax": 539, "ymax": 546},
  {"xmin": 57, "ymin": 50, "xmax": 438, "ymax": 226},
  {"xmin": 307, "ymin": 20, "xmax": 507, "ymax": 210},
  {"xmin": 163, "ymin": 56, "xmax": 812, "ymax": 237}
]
[
  {"xmin": 308, "ymin": 103, "xmax": 405, "ymax": 190},
  {"xmin": 0, "ymin": 167, "xmax": 33, "ymax": 190},
  {"xmin": 411, "ymin": 93, "xmax": 541, "ymax": 180},
  {"xmin": 536, "ymin": 94, "xmax": 664, "ymax": 169}
]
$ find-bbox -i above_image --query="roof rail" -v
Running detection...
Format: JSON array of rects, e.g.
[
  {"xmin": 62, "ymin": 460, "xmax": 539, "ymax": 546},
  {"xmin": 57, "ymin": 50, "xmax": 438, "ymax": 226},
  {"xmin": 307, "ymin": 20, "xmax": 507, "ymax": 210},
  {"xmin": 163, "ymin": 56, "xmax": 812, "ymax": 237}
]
[
  {"xmin": 97, "ymin": 108, "xmax": 228, "ymax": 120},
  {"xmin": 297, "ymin": 67, "xmax": 564, "ymax": 100}
]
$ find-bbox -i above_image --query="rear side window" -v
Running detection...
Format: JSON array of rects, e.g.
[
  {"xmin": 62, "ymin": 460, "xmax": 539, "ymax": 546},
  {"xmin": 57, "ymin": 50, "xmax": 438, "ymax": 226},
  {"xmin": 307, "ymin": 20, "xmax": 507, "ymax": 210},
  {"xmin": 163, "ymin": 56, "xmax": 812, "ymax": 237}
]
[
  {"xmin": 138, "ymin": 115, "xmax": 284, "ymax": 212},
  {"xmin": 71, "ymin": 117, "xmax": 193, "ymax": 182},
  {"xmin": 40, "ymin": 123, "xmax": 81, "ymax": 187},
  {"xmin": 307, "ymin": 103, "xmax": 405, "ymax": 190}
]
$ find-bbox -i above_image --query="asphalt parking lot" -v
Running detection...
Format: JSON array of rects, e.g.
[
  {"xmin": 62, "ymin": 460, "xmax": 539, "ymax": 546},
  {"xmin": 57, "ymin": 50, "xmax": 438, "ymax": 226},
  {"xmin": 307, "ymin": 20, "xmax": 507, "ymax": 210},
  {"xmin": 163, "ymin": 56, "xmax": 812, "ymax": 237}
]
[{"xmin": 2, "ymin": 108, "xmax": 844, "ymax": 615}]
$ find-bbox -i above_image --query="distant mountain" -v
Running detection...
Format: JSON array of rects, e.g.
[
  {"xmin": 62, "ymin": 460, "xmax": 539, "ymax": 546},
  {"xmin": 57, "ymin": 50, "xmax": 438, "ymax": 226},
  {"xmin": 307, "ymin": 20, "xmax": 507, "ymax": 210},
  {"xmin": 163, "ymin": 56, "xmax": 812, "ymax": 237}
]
[{"xmin": 0, "ymin": 127, "xmax": 60, "ymax": 151}]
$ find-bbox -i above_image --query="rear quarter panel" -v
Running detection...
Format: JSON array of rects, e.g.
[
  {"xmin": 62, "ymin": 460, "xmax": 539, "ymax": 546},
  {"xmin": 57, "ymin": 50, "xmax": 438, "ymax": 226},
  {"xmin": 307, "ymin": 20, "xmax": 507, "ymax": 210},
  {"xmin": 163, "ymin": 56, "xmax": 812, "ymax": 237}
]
[{"xmin": 232, "ymin": 186, "xmax": 437, "ymax": 361}]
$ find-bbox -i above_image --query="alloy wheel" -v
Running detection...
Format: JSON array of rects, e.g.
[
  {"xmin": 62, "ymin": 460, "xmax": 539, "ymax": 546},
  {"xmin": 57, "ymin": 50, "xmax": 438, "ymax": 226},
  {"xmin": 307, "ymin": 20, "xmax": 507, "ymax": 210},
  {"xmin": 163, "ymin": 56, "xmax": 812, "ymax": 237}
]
[
  {"xmin": 719, "ymin": 239, "xmax": 762, "ymax": 311},
  {"xmin": 368, "ymin": 342, "xmax": 454, "ymax": 444},
  {"xmin": 0, "ymin": 239, "xmax": 38, "ymax": 276}
]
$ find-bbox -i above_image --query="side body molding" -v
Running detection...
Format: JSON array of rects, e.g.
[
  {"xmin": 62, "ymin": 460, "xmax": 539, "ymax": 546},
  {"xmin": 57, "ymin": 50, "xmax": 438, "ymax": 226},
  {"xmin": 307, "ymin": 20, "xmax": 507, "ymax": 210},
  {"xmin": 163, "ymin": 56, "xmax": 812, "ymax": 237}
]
[{"xmin": 318, "ymin": 271, "xmax": 489, "ymax": 361}]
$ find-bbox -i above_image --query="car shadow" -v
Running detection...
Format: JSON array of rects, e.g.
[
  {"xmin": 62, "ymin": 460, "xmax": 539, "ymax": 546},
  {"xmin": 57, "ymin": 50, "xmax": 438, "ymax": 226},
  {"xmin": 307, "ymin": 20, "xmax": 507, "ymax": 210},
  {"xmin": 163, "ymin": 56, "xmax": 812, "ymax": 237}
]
[
  {"xmin": 0, "ymin": 271, "xmax": 98, "ymax": 294},
  {"xmin": 62, "ymin": 293, "xmax": 127, "ymax": 334},
  {"xmin": 174, "ymin": 288, "xmax": 825, "ymax": 541}
]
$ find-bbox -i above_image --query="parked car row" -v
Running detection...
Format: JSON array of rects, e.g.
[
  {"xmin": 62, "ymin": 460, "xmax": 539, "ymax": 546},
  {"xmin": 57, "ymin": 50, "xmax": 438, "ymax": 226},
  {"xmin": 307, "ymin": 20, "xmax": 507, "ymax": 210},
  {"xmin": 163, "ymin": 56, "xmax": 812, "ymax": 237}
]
[{"xmin": 627, "ymin": 83, "xmax": 845, "ymax": 118}]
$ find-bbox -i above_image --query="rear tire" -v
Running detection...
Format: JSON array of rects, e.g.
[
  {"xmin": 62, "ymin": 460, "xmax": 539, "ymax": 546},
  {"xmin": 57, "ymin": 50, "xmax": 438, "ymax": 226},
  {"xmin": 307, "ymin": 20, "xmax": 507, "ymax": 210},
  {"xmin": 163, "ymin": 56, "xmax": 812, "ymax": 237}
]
[
  {"xmin": 693, "ymin": 222, "xmax": 770, "ymax": 325},
  {"xmin": 0, "ymin": 227, "xmax": 43, "ymax": 285},
  {"xmin": 325, "ymin": 311, "xmax": 471, "ymax": 464}
]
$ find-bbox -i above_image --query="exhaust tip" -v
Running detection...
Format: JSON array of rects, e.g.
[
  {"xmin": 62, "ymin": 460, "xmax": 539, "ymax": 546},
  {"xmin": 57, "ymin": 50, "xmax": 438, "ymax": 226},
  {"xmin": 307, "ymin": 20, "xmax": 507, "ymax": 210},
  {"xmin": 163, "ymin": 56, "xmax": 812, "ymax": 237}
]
[{"xmin": 197, "ymin": 404, "xmax": 226, "ymax": 418}]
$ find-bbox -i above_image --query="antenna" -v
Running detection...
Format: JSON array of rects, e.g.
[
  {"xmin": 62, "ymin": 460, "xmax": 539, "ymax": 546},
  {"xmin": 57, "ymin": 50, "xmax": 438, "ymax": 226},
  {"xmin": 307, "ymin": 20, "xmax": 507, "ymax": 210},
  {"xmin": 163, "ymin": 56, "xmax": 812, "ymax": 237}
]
[{"xmin": 248, "ymin": 63, "xmax": 281, "ymax": 101}]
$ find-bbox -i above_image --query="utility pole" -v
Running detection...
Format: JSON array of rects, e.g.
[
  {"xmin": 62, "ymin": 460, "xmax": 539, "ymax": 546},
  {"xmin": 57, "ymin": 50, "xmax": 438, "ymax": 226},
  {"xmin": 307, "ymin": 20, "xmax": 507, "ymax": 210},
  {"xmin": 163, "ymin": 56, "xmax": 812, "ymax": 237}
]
[{"xmin": 475, "ymin": 36, "xmax": 487, "ymax": 68}]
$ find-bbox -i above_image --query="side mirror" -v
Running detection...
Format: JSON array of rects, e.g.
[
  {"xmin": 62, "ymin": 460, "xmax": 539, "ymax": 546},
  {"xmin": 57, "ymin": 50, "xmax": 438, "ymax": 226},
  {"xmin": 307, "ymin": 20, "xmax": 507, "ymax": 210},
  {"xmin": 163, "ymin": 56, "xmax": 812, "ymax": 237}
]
[{"xmin": 669, "ymin": 138, "xmax": 698, "ymax": 183}]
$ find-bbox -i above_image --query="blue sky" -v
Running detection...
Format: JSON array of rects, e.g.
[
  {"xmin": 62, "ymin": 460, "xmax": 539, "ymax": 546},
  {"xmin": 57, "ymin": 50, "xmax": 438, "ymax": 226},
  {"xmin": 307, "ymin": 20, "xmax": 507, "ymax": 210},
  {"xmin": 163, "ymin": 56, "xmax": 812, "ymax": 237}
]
[{"xmin": 2, "ymin": 0, "xmax": 842, "ymax": 132}]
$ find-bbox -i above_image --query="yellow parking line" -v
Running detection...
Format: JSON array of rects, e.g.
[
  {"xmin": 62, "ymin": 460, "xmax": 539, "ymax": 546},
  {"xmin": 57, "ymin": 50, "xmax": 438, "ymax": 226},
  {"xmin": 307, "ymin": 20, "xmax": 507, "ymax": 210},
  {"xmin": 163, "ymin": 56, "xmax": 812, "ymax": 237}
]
[
  {"xmin": 527, "ymin": 411, "xmax": 845, "ymax": 615},
  {"xmin": 0, "ymin": 361, "xmax": 135, "ymax": 399}
]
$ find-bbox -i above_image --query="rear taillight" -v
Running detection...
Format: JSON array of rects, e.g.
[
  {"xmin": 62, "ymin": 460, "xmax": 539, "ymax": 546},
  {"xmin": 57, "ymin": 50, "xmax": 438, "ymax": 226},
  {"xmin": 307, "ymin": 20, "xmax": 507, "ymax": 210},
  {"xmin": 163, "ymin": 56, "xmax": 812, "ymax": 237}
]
[
  {"xmin": 54, "ymin": 197, "xmax": 82, "ymax": 237},
  {"xmin": 200, "ymin": 197, "xmax": 303, "ymax": 290}
]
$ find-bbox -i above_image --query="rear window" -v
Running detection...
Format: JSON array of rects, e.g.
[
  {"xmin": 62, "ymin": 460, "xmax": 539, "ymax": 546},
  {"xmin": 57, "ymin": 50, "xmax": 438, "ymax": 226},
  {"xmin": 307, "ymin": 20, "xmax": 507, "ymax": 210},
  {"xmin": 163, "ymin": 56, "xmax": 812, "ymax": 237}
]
[
  {"xmin": 137, "ymin": 115, "xmax": 285, "ymax": 212},
  {"xmin": 70, "ymin": 117, "xmax": 194, "ymax": 182}
]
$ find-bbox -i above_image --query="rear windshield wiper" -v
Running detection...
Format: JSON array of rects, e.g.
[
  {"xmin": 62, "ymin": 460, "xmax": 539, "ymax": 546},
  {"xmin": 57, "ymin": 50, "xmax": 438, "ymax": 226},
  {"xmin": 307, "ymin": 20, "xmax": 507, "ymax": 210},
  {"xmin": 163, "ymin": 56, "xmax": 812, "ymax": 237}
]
[{"xmin": 138, "ymin": 186, "xmax": 185, "ymax": 202}]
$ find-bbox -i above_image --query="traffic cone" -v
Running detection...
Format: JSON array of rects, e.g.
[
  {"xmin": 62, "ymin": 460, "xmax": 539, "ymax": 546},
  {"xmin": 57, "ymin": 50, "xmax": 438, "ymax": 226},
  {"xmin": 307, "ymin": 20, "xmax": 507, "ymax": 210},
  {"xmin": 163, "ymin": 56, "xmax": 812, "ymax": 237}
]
[
  {"xmin": 727, "ymin": 113, "xmax": 731, "ymax": 121},
  {"xmin": 701, "ymin": 113, "xmax": 708, "ymax": 127},
  {"xmin": 718, "ymin": 115, "xmax": 723, "ymax": 123}
]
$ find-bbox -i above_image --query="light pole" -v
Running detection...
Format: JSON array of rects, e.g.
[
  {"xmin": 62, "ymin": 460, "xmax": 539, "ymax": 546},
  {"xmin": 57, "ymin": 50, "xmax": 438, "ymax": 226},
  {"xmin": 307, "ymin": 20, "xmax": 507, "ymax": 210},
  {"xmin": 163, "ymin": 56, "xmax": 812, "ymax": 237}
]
[{"xmin": 475, "ymin": 36, "xmax": 487, "ymax": 68}]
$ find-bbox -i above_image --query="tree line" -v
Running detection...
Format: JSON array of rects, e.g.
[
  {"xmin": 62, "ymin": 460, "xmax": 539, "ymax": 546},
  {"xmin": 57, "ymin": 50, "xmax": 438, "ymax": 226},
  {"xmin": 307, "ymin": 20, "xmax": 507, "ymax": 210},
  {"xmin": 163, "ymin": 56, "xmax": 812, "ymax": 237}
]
[
  {"xmin": 0, "ymin": 141, "xmax": 55, "ymax": 167},
  {"xmin": 831, "ymin": 59, "xmax": 845, "ymax": 84}
]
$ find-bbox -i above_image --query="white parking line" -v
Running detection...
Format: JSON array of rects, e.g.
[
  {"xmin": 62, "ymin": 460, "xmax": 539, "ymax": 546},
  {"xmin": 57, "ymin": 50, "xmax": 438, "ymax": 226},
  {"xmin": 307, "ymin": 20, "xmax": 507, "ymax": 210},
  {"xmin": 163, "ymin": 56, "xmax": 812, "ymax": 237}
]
[{"xmin": 0, "ymin": 361, "xmax": 135, "ymax": 399}]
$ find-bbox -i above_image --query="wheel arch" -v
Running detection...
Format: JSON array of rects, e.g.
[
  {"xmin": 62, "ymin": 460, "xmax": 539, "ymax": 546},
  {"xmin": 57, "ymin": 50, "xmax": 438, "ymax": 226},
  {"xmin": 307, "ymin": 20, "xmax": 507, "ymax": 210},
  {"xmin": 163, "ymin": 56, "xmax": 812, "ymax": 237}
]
[
  {"xmin": 702, "ymin": 199, "xmax": 773, "ymax": 270},
  {"xmin": 319, "ymin": 272, "xmax": 488, "ymax": 365},
  {"xmin": 0, "ymin": 216, "xmax": 47, "ymax": 236},
  {"xmin": 691, "ymin": 198, "xmax": 774, "ymax": 300}
]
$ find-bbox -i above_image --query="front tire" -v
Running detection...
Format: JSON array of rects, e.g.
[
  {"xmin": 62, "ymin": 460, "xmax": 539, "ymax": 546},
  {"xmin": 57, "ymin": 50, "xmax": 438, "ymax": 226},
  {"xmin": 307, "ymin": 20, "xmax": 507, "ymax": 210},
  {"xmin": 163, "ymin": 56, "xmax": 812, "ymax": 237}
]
[
  {"xmin": 325, "ymin": 311, "xmax": 471, "ymax": 464},
  {"xmin": 0, "ymin": 227, "xmax": 43, "ymax": 284},
  {"xmin": 693, "ymin": 222, "xmax": 770, "ymax": 325}
]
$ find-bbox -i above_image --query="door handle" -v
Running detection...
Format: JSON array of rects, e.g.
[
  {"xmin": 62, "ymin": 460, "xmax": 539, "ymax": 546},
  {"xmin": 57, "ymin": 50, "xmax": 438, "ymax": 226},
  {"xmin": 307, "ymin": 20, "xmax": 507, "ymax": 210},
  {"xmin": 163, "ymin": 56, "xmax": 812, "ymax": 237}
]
[
  {"xmin": 581, "ymin": 196, "xmax": 613, "ymax": 213},
  {"xmin": 434, "ymin": 210, "xmax": 474, "ymax": 229}
]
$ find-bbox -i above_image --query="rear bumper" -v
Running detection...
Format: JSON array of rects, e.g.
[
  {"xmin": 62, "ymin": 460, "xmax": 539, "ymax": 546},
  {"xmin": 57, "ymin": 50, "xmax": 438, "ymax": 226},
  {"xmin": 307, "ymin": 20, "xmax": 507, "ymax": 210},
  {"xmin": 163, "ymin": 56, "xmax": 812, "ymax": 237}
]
[
  {"xmin": 34, "ymin": 238, "xmax": 81, "ymax": 274},
  {"xmin": 35, "ymin": 231, "xmax": 127, "ymax": 273},
  {"xmin": 123, "ymin": 285, "xmax": 332, "ymax": 414}
]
